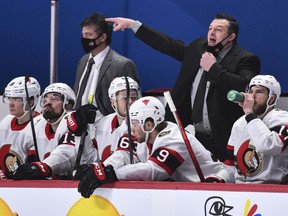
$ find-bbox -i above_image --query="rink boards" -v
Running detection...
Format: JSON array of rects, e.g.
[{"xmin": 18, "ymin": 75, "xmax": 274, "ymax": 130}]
[{"xmin": 0, "ymin": 180, "xmax": 287, "ymax": 215}]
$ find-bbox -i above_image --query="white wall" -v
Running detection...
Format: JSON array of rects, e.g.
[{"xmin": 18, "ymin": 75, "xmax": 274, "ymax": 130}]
[{"xmin": 0, "ymin": 96, "xmax": 10, "ymax": 121}]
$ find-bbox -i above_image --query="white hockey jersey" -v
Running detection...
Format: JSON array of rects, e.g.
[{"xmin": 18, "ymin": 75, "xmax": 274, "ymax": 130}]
[
  {"xmin": 105, "ymin": 122, "xmax": 233, "ymax": 182},
  {"xmin": 33, "ymin": 117, "xmax": 59, "ymax": 161},
  {"xmin": 0, "ymin": 113, "xmax": 42, "ymax": 176},
  {"xmin": 225, "ymin": 109, "xmax": 288, "ymax": 184},
  {"xmin": 42, "ymin": 113, "xmax": 97, "ymax": 176},
  {"xmin": 94, "ymin": 113, "xmax": 129, "ymax": 161}
]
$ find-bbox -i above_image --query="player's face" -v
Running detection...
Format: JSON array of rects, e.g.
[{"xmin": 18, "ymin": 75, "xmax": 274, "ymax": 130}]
[
  {"xmin": 249, "ymin": 86, "xmax": 269, "ymax": 115},
  {"xmin": 207, "ymin": 19, "xmax": 230, "ymax": 46},
  {"xmin": 42, "ymin": 92, "xmax": 64, "ymax": 122},
  {"xmin": 131, "ymin": 119, "xmax": 146, "ymax": 143},
  {"xmin": 114, "ymin": 90, "xmax": 138, "ymax": 117},
  {"xmin": 8, "ymin": 97, "xmax": 25, "ymax": 117}
]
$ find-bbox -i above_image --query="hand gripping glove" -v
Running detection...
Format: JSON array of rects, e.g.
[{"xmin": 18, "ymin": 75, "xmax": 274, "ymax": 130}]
[
  {"xmin": 67, "ymin": 104, "xmax": 98, "ymax": 136},
  {"xmin": 204, "ymin": 176, "xmax": 225, "ymax": 183},
  {"xmin": 13, "ymin": 162, "xmax": 52, "ymax": 180},
  {"xmin": 74, "ymin": 162, "xmax": 118, "ymax": 198}
]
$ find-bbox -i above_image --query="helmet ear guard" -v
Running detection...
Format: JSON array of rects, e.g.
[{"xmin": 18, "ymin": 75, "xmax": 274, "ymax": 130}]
[{"xmin": 129, "ymin": 96, "xmax": 165, "ymax": 133}]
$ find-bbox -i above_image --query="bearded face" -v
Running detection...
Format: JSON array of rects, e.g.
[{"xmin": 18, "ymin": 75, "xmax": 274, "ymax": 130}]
[{"xmin": 42, "ymin": 93, "xmax": 64, "ymax": 123}]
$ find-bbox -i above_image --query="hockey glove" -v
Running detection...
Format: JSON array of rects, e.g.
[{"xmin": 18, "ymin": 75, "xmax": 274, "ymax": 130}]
[
  {"xmin": 205, "ymin": 176, "xmax": 225, "ymax": 183},
  {"xmin": 13, "ymin": 162, "xmax": 52, "ymax": 180},
  {"xmin": 280, "ymin": 174, "xmax": 288, "ymax": 184},
  {"xmin": 67, "ymin": 104, "xmax": 98, "ymax": 136},
  {"xmin": 74, "ymin": 162, "xmax": 118, "ymax": 198}
]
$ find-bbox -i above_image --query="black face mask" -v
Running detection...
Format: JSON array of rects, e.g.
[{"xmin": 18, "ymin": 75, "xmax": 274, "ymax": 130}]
[
  {"xmin": 81, "ymin": 34, "xmax": 102, "ymax": 53},
  {"xmin": 206, "ymin": 33, "xmax": 232, "ymax": 56}
]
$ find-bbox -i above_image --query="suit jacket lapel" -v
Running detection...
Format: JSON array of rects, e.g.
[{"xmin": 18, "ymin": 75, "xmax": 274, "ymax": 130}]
[
  {"xmin": 207, "ymin": 44, "xmax": 241, "ymax": 93},
  {"xmin": 95, "ymin": 48, "xmax": 113, "ymax": 93},
  {"xmin": 219, "ymin": 44, "xmax": 240, "ymax": 67},
  {"xmin": 75, "ymin": 54, "xmax": 89, "ymax": 94}
]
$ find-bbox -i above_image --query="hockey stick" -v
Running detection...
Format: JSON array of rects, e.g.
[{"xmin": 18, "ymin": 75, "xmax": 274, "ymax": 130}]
[
  {"xmin": 74, "ymin": 124, "xmax": 88, "ymax": 171},
  {"xmin": 74, "ymin": 77, "xmax": 98, "ymax": 171},
  {"xmin": 124, "ymin": 76, "xmax": 134, "ymax": 164},
  {"xmin": 24, "ymin": 76, "xmax": 40, "ymax": 161},
  {"xmin": 163, "ymin": 91, "xmax": 205, "ymax": 182}
]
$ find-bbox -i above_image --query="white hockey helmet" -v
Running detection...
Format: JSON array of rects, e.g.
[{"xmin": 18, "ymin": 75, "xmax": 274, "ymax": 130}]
[
  {"xmin": 249, "ymin": 75, "xmax": 281, "ymax": 106},
  {"xmin": 3, "ymin": 76, "xmax": 41, "ymax": 109},
  {"xmin": 108, "ymin": 76, "xmax": 140, "ymax": 100},
  {"xmin": 40, "ymin": 83, "xmax": 76, "ymax": 110},
  {"xmin": 129, "ymin": 96, "xmax": 165, "ymax": 133}
]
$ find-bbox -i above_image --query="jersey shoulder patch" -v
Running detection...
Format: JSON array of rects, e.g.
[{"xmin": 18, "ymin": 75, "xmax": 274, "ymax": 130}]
[{"xmin": 158, "ymin": 130, "xmax": 171, "ymax": 137}]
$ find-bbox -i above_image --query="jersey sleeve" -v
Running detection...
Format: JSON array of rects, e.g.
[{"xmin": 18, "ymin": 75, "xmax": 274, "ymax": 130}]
[
  {"xmin": 114, "ymin": 146, "xmax": 184, "ymax": 181},
  {"xmin": 43, "ymin": 131, "xmax": 77, "ymax": 175},
  {"xmin": 114, "ymin": 160, "xmax": 170, "ymax": 181},
  {"xmin": 247, "ymin": 118, "xmax": 287, "ymax": 155},
  {"xmin": 103, "ymin": 150, "xmax": 140, "ymax": 169},
  {"xmin": 103, "ymin": 134, "xmax": 139, "ymax": 169},
  {"xmin": 148, "ymin": 147, "xmax": 184, "ymax": 176}
]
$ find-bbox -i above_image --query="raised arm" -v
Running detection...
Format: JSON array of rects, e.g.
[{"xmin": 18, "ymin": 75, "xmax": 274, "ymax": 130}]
[{"xmin": 105, "ymin": 17, "xmax": 138, "ymax": 31}]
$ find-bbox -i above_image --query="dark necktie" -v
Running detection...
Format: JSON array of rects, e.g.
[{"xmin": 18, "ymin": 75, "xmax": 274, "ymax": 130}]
[
  {"xmin": 191, "ymin": 71, "xmax": 207, "ymax": 124},
  {"xmin": 76, "ymin": 58, "xmax": 95, "ymax": 108}
]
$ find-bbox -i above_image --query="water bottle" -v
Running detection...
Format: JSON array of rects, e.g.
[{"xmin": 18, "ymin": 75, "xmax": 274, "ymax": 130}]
[{"xmin": 227, "ymin": 90, "xmax": 244, "ymax": 103}]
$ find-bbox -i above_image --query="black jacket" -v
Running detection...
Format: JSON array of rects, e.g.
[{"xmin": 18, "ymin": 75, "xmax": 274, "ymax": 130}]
[{"xmin": 136, "ymin": 24, "xmax": 260, "ymax": 161}]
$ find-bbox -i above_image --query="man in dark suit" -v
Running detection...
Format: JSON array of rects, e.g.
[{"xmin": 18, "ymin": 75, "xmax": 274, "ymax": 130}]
[
  {"xmin": 74, "ymin": 12, "xmax": 140, "ymax": 119},
  {"xmin": 106, "ymin": 14, "xmax": 260, "ymax": 161}
]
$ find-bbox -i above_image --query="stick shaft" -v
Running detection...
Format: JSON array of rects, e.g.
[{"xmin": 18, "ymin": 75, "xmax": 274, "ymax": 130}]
[
  {"xmin": 164, "ymin": 91, "xmax": 205, "ymax": 182},
  {"xmin": 24, "ymin": 76, "xmax": 40, "ymax": 161},
  {"xmin": 124, "ymin": 76, "xmax": 134, "ymax": 164},
  {"xmin": 74, "ymin": 79, "xmax": 97, "ymax": 170},
  {"xmin": 74, "ymin": 125, "xmax": 87, "ymax": 171}
]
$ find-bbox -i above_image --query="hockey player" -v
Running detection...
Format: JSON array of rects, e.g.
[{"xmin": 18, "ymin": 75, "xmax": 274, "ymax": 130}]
[
  {"xmin": 13, "ymin": 83, "xmax": 76, "ymax": 179},
  {"xmin": 36, "ymin": 83, "xmax": 77, "ymax": 161},
  {"xmin": 0, "ymin": 76, "xmax": 41, "ymax": 179},
  {"xmin": 64, "ymin": 76, "xmax": 140, "ymax": 169},
  {"xmin": 224, "ymin": 75, "xmax": 288, "ymax": 184},
  {"xmin": 74, "ymin": 96, "xmax": 234, "ymax": 198},
  {"xmin": 94, "ymin": 76, "xmax": 140, "ymax": 162}
]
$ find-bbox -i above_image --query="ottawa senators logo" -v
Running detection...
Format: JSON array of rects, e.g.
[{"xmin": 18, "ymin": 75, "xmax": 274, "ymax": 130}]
[
  {"xmin": 235, "ymin": 140, "xmax": 263, "ymax": 177},
  {"xmin": 0, "ymin": 145, "xmax": 24, "ymax": 174},
  {"xmin": 4, "ymin": 150, "xmax": 24, "ymax": 173}
]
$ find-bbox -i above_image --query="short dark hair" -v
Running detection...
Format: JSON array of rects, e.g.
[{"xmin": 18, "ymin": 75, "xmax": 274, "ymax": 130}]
[
  {"xmin": 215, "ymin": 13, "xmax": 239, "ymax": 42},
  {"xmin": 81, "ymin": 12, "xmax": 112, "ymax": 45}
]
